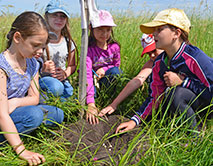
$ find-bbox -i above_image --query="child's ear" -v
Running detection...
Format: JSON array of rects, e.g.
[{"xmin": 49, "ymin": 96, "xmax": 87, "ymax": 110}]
[
  {"xmin": 13, "ymin": 31, "xmax": 22, "ymax": 44},
  {"xmin": 175, "ymin": 28, "xmax": 182, "ymax": 38}
]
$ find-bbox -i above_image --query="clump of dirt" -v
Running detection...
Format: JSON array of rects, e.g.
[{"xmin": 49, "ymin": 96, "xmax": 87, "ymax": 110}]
[{"xmin": 59, "ymin": 115, "xmax": 150, "ymax": 165}]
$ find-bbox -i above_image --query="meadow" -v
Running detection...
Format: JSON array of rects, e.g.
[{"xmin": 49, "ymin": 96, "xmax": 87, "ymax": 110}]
[{"xmin": 0, "ymin": 9, "xmax": 212, "ymax": 166}]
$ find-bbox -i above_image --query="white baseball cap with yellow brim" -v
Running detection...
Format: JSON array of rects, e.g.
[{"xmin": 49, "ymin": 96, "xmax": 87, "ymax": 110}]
[{"xmin": 140, "ymin": 8, "xmax": 191, "ymax": 34}]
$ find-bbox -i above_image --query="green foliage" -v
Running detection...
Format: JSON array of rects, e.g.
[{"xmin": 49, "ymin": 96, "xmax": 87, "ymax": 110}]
[{"xmin": 0, "ymin": 8, "xmax": 212, "ymax": 166}]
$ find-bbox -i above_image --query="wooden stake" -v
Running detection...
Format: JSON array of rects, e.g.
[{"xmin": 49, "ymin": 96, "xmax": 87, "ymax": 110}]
[{"xmin": 79, "ymin": 0, "xmax": 89, "ymax": 118}]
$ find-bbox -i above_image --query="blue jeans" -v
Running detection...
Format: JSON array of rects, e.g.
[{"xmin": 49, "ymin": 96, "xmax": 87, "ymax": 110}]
[
  {"xmin": 99, "ymin": 67, "xmax": 122, "ymax": 87},
  {"xmin": 0, "ymin": 105, "xmax": 64, "ymax": 142},
  {"xmin": 39, "ymin": 77, "xmax": 73, "ymax": 100},
  {"xmin": 94, "ymin": 67, "xmax": 122, "ymax": 96}
]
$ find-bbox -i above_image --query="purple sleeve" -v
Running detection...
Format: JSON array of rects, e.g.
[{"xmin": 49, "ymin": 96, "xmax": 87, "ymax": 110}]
[
  {"xmin": 86, "ymin": 50, "xmax": 95, "ymax": 104},
  {"xmin": 102, "ymin": 43, "xmax": 121, "ymax": 72}
]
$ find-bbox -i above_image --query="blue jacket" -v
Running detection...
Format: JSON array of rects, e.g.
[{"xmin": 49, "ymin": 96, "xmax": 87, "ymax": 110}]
[{"xmin": 131, "ymin": 42, "xmax": 213, "ymax": 125}]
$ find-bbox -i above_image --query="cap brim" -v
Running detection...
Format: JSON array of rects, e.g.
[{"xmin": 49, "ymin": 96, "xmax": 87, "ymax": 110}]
[
  {"xmin": 140, "ymin": 21, "xmax": 167, "ymax": 34},
  {"xmin": 92, "ymin": 23, "xmax": 117, "ymax": 28},
  {"xmin": 141, "ymin": 43, "xmax": 156, "ymax": 57},
  {"xmin": 47, "ymin": 9, "xmax": 70, "ymax": 18}
]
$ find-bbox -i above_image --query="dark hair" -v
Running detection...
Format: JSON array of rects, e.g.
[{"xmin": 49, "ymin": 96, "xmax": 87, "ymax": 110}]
[
  {"xmin": 7, "ymin": 11, "xmax": 49, "ymax": 49},
  {"xmin": 167, "ymin": 24, "xmax": 191, "ymax": 45},
  {"xmin": 45, "ymin": 12, "xmax": 78, "ymax": 64},
  {"xmin": 88, "ymin": 25, "xmax": 120, "ymax": 47}
]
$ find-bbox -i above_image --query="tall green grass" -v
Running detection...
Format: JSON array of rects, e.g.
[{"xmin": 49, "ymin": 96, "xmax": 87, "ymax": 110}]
[{"xmin": 0, "ymin": 7, "xmax": 212, "ymax": 166}]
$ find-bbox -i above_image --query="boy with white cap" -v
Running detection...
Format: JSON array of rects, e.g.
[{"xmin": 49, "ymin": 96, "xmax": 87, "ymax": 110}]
[{"xmin": 116, "ymin": 8, "xmax": 213, "ymax": 134}]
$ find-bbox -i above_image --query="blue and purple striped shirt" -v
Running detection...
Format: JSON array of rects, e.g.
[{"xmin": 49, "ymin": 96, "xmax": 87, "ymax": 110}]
[{"xmin": 0, "ymin": 53, "xmax": 39, "ymax": 99}]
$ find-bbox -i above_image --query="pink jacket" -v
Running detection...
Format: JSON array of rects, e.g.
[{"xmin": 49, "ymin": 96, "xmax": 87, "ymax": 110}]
[{"xmin": 86, "ymin": 43, "xmax": 120, "ymax": 104}]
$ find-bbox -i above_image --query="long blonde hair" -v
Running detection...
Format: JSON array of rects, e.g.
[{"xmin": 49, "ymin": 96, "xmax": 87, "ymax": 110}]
[{"xmin": 44, "ymin": 13, "xmax": 78, "ymax": 64}]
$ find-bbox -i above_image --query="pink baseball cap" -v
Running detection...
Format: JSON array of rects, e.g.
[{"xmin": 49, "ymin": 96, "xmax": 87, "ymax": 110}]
[
  {"xmin": 140, "ymin": 34, "xmax": 156, "ymax": 57},
  {"xmin": 91, "ymin": 10, "xmax": 116, "ymax": 28}
]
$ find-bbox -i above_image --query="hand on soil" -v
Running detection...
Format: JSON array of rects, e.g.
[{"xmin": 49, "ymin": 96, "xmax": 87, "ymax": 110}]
[
  {"xmin": 86, "ymin": 104, "xmax": 99, "ymax": 124},
  {"xmin": 116, "ymin": 120, "xmax": 136, "ymax": 133}
]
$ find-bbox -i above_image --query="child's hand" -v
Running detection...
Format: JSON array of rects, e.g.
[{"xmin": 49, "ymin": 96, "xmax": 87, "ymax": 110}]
[
  {"xmin": 54, "ymin": 67, "xmax": 67, "ymax": 81},
  {"xmin": 96, "ymin": 68, "xmax": 105, "ymax": 80},
  {"xmin": 163, "ymin": 71, "xmax": 185, "ymax": 87},
  {"xmin": 43, "ymin": 60, "xmax": 56, "ymax": 74},
  {"xmin": 18, "ymin": 149, "xmax": 45, "ymax": 166},
  {"xmin": 99, "ymin": 104, "xmax": 116, "ymax": 117},
  {"xmin": 115, "ymin": 120, "xmax": 136, "ymax": 133},
  {"xmin": 86, "ymin": 103, "xmax": 99, "ymax": 124}
]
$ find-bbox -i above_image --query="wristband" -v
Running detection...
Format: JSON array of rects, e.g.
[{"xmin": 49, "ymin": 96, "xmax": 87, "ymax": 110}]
[{"xmin": 13, "ymin": 141, "xmax": 24, "ymax": 151}]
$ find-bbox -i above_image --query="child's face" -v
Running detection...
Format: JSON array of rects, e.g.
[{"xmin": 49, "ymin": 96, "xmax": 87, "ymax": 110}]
[
  {"xmin": 47, "ymin": 12, "xmax": 67, "ymax": 32},
  {"xmin": 153, "ymin": 25, "xmax": 177, "ymax": 50},
  {"xmin": 17, "ymin": 29, "xmax": 48, "ymax": 59},
  {"xmin": 93, "ymin": 26, "xmax": 112, "ymax": 44}
]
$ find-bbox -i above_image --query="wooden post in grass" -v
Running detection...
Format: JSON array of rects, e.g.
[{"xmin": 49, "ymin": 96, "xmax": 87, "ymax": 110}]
[{"xmin": 79, "ymin": 0, "xmax": 89, "ymax": 118}]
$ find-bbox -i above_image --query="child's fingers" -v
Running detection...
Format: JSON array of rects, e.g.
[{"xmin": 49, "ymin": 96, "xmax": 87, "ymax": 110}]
[
  {"xmin": 86, "ymin": 114, "xmax": 92, "ymax": 124},
  {"xmin": 108, "ymin": 109, "xmax": 114, "ymax": 114},
  {"xmin": 89, "ymin": 114, "xmax": 96, "ymax": 125},
  {"xmin": 95, "ymin": 117, "xmax": 99, "ymax": 124},
  {"xmin": 98, "ymin": 111, "xmax": 104, "ymax": 117},
  {"xmin": 116, "ymin": 124, "xmax": 125, "ymax": 133},
  {"xmin": 98, "ymin": 109, "xmax": 107, "ymax": 117},
  {"xmin": 90, "ymin": 114, "xmax": 94, "ymax": 124},
  {"xmin": 86, "ymin": 114, "xmax": 89, "ymax": 122}
]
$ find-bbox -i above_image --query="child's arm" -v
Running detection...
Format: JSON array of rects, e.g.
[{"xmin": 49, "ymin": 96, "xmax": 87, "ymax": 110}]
[
  {"xmin": 117, "ymin": 60, "xmax": 166, "ymax": 132},
  {"xmin": 102, "ymin": 43, "xmax": 121, "ymax": 72},
  {"xmin": 86, "ymin": 52, "xmax": 100, "ymax": 124},
  {"xmin": 86, "ymin": 52, "xmax": 95, "ymax": 104},
  {"xmin": 112, "ymin": 44, "xmax": 121, "ymax": 67},
  {"xmin": 8, "ymin": 72, "xmax": 40, "ymax": 114},
  {"xmin": 0, "ymin": 69, "xmax": 45, "ymax": 164},
  {"xmin": 65, "ymin": 49, "xmax": 77, "ymax": 77},
  {"xmin": 181, "ymin": 58, "xmax": 213, "ymax": 101},
  {"xmin": 99, "ymin": 59, "xmax": 153, "ymax": 116}
]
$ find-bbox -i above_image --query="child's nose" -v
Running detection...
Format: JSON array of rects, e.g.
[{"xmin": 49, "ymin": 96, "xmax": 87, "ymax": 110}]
[{"xmin": 102, "ymin": 31, "xmax": 108, "ymax": 37}]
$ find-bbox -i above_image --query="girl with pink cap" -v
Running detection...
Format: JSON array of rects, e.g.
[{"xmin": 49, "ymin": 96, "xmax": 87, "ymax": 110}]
[{"xmin": 86, "ymin": 10, "xmax": 122, "ymax": 124}]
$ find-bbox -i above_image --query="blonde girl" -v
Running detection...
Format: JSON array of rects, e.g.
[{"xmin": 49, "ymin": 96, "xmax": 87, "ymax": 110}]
[{"xmin": 39, "ymin": 0, "xmax": 77, "ymax": 101}]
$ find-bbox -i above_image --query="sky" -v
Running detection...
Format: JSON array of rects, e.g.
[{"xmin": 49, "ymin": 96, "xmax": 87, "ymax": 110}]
[{"xmin": 0, "ymin": 0, "xmax": 212, "ymax": 16}]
